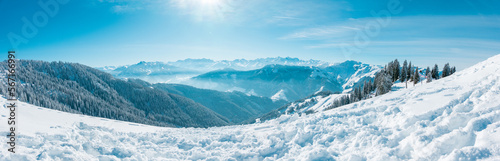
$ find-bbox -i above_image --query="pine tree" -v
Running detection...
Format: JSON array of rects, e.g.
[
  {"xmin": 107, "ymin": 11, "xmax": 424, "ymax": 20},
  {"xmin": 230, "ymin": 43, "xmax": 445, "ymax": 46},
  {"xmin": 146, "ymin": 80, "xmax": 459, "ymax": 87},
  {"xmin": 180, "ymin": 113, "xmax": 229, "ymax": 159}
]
[
  {"xmin": 442, "ymin": 63, "xmax": 451, "ymax": 78},
  {"xmin": 407, "ymin": 62, "xmax": 412, "ymax": 81},
  {"xmin": 363, "ymin": 81, "xmax": 370, "ymax": 98},
  {"xmin": 393, "ymin": 59, "xmax": 400, "ymax": 82},
  {"xmin": 400, "ymin": 60, "xmax": 407, "ymax": 82},
  {"xmin": 375, "ymin": 70, "xmax": 393, "ymax": 96},
  {"xmin": 386, "ymin": 61, "xmax": 394, "ymax": 82},
  {"xmin": 425, "ymin": 66, "xmax": 430, "ymax": 78},
  {"xmin": 451, "ymin": 66, "xmax": 456, "ymax": 75},
  {"xmin": 413, "ymin": 67, "xmax": 420, "ymax": 86},
  {"xmin": 432, "ymin": 64, "xmax": 439, "ymax": 79},
  {"xmin": 426, "ymin": 71, "xmax": 432, "ymax": 83}
]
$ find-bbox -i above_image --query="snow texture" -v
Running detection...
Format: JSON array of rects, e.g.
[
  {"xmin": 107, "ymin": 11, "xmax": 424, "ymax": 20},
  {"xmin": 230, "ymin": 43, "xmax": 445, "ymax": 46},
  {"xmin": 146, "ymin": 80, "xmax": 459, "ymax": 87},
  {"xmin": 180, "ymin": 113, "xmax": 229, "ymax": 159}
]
[{"xmin": 2, "ymin": 54, "xmax": 500, "ymax": 160}]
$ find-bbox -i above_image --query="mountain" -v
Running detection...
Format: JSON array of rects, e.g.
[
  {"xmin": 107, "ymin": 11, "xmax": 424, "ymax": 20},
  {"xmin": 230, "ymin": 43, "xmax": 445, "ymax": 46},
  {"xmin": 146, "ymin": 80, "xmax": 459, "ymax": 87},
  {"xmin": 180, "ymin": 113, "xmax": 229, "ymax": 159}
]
[
  {"xmin": 97, "ymin": 57, "xmax": 331, "ymax": 83},
  {"xmin": 150, "ymin": 83, "xmax": 288, "ymax": 124},
  {"xmin": 97, "ymin": 58, "xmax": 380, "ymax": 101},
  {"xmin": 167, "ymin": 57, "xmax": 330, "ymax": 71},
  {"xmin": 0, "ymin": 60, "xmax": 229, "ymax": 127},
  {"xmin": 188, "ymin": 61, "xmax": 380, "ymax": 101},
  {"xmin": 96, "ymin": 61, "xmax": 199, "ymax": 83},
  {"xmin": 3, "ymin": 54, "xmax": 500, "ymax": 160}
]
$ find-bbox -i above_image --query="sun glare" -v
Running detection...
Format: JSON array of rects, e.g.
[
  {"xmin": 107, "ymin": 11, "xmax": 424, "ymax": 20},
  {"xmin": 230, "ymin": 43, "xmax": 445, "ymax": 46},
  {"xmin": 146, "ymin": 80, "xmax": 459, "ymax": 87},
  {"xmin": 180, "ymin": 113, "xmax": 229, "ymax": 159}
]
[
  {"xmin": 201, "ymin": 0, "xmax": 221, "ymax": 6},
  {"xmin": 173, "ymin": 0, "xmax": 230, "ymax": 22}
]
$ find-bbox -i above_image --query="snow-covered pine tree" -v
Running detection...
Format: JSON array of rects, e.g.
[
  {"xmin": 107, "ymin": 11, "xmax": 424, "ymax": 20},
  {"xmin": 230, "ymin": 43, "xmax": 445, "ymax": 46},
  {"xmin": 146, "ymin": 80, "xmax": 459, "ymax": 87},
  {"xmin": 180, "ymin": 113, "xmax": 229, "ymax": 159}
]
[
  {"xmin": 427, "ymin": 71, "xmax": 433, "ymax": 83},
  {"xmin": 386, "ymin": 61, "xmax": 395, "ymax": 82},
  {"xmin": 375, "ymin": 70, "xmax": 393, "ymax": 96}
]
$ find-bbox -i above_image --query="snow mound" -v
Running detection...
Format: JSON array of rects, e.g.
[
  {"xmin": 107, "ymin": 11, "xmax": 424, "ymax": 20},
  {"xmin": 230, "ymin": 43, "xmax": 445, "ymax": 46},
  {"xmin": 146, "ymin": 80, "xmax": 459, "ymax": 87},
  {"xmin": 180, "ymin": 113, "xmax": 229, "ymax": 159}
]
[{"xmin": 1, "ymin": 54, "xmax": 500, "ymax": 160}]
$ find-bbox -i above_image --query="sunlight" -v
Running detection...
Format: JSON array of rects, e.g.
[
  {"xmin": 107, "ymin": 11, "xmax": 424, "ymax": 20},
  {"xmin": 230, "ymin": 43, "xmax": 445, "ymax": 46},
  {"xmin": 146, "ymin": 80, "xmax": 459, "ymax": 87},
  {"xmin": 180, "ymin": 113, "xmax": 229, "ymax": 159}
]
[
  {"xmin": 172, "ymin": 0, "xmax": 231, "ymax": 22},
  {"xmin": 201, "ymin": 0, "xmax": 221, "ymax": 6}
]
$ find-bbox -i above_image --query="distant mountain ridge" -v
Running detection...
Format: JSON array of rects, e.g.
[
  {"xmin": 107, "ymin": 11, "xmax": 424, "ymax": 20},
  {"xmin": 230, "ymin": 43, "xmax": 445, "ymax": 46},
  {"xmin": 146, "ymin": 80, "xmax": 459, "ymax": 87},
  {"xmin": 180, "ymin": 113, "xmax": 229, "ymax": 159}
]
[
  {"xmin": 96, "ymin": 57, "xmax": 331, "ymax": 83},
  {"xmin": 97, "ymin": 57, "xmax": 381, "ymax": 101},
  {"xmin": 187, "ymin": 61, "xmax": 381, "ymax": 101},
  {"xmin": 98, "ymin": 57, "xmax": 331, "ymax": 73}
]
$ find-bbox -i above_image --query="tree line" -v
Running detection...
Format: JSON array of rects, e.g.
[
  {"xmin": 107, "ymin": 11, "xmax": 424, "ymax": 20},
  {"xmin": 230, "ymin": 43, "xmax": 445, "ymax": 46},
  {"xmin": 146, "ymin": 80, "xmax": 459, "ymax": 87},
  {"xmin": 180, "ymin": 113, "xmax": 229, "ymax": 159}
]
[{"xmin": 326, "ymin": 59, "xmax": 456, "ymax": 110}]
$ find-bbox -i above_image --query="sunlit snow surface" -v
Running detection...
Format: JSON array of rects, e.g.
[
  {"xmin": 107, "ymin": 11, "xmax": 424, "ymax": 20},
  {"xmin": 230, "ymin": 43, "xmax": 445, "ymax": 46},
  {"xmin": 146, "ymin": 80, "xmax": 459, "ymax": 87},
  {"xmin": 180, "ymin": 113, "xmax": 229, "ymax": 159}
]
[{"xmin": 2, "ymin": 55, "xmax": 500, "ymax": 160}]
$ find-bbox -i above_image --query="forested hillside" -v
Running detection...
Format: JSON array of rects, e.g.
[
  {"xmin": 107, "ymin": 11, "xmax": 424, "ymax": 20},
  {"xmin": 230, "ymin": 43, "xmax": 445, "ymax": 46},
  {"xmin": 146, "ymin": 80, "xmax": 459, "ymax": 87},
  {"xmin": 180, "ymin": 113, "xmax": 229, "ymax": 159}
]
[
  {"xmin": 151, "ymin": 83, "xmax": 288, "ymax": 124},
  {"xmin": 0, "ymin": 60, "xmax": 229, "ymax": 127}
]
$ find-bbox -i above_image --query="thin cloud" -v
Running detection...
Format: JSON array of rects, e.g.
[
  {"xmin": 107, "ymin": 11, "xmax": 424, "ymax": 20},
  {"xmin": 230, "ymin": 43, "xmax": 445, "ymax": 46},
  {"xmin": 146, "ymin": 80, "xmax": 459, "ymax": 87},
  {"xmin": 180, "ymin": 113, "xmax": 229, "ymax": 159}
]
[
  {"xmin": 112, "ymin": 5, "xmax": 142, "ymax": 13},
  {"xmin": 281, "ymin": 26, "xmax": 361, "ymax": 40},
  {"xmin": 284, "ymin": 15, "xmax": 500, "ymax": 47}
]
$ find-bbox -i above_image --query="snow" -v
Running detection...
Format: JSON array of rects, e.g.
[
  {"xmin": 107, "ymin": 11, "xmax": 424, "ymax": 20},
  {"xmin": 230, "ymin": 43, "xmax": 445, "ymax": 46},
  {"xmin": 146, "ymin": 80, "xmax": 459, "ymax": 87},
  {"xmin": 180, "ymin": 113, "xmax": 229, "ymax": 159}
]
[
  {"xmin": 281, "ymin": 93, "xmax": 348, "ymax": 114},
  {"xmin": 341, "ymin": 64, "xmax": 380, "ymax": 90},
  {"xmin": 2, "ymin": 54, "xmax": 500, "ymax": 160},
  {"xmin": 314, "ymin": 86, "xmax": 324, "ymax": 95},
  {"xmin": 271, "ymin": 89, "xmax": 288, "ymax": 102}
]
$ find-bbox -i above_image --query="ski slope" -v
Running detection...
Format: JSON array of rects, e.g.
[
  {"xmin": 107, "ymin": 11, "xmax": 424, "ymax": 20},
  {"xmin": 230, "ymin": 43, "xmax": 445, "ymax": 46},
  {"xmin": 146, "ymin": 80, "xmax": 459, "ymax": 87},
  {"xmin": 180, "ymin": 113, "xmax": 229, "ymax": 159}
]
[{"xmin": 1, "ymin": 55, "xmax": 500, "ymax": 160}]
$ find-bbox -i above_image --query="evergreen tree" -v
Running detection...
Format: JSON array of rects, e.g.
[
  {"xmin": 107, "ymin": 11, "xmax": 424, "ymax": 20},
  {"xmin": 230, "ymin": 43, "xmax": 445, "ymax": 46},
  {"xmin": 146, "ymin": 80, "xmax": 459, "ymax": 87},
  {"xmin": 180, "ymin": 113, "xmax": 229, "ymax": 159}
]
[
  {"xmin": 451, "ymin": 66, "xmax": 456, "ymax": 75},
  {"xmin": 425, "ymin": 66, "xmax": 430, "ymax": 78},
  {"xmin": 442, "ymin": 63, "xmax": 451, "ymax": 78},
  {"xmin": 363, "ymin": 81, "xmax": 370, "ymax": 98},
  {"xmin": 413, "ymin": 67, "xmax": 420, "ymax": 86},
  {"xmin": 386, "ymin": 61, "xmax": 394, "ymax": 81},
  {"xmin": 375, "ymin": 70, "xmax": 393, "ymax": 96},
  {"xmin": 432, "ymin": 64, "xmax": 439, "ymax": 79},
  {"xmin": 400, "ymin": 60, "xmax": 407, "ymax": 82},
  {"xmin": 407, "ymin": 62, "xmax": 413, "ymax": 81},
  {"xmin": 393, "ymin": 59, "xmax": 400, "ymax": 82},
  {"xmin": 426, "ymin": 71, "xmax": 433, "ymax": 83}
]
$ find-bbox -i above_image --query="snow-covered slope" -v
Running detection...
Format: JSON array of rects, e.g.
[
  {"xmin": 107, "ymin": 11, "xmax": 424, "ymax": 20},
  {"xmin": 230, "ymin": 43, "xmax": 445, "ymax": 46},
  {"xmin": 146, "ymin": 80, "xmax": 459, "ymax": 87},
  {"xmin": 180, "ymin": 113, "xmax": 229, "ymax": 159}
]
[{"xmin": 2, "ymin": 55, "xmax": 500, "ymax": 160}]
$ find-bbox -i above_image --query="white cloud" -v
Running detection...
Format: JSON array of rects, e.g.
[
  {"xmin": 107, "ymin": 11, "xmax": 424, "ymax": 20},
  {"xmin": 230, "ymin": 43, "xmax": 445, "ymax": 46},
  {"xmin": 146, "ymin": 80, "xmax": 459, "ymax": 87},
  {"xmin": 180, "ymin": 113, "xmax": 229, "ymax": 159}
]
[
  {"xmin": 283, "ymin": 15, "xmax": 500, "ymax": 47},
  {"xmin": 112, "ymin": 5, "xmax": 142, "ymax": 13},
  {"xmin": 281, "ymin": 26, "xmax": 361, "ymax": 40}
]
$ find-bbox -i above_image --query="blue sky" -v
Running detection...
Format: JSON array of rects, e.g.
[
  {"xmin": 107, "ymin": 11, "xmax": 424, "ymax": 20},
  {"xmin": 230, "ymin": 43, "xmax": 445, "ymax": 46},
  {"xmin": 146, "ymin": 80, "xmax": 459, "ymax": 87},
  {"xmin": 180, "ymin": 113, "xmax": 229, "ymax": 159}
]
[{"xmin": 1, "ymin": 0, "xmax": 500, "ymax": 69}]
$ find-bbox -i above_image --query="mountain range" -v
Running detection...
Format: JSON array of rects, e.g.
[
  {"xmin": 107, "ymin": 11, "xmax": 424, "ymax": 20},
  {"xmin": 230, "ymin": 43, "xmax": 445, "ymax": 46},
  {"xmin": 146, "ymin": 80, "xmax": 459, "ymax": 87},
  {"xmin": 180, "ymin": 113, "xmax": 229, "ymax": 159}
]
[
  {"xmin": 98, "ymin": 58, "xmax": 381, "ymax": 101},
  {"xmin": 0, "ymin": 57, "xmax": 382, "ymax": 128},
  {"xmin": 98, "ymin": 57, "xmax": 330, "ymax": 74}
]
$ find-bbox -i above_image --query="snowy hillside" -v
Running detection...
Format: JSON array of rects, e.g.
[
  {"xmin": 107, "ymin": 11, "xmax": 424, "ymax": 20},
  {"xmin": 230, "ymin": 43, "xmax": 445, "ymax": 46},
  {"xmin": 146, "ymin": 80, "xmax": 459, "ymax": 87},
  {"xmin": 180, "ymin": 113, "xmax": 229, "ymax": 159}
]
[{"xmin": 2, "ymin": 54, "xmax": 500, "ymax": 160}]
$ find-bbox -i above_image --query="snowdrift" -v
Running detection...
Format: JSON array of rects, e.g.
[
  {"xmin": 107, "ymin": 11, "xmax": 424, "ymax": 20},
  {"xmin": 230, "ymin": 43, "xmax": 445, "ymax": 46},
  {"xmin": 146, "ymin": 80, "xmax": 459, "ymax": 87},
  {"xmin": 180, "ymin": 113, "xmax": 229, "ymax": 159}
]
[{"xmin": 1, "ymin": 54, "xmax": 500, "ymax": 160}]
